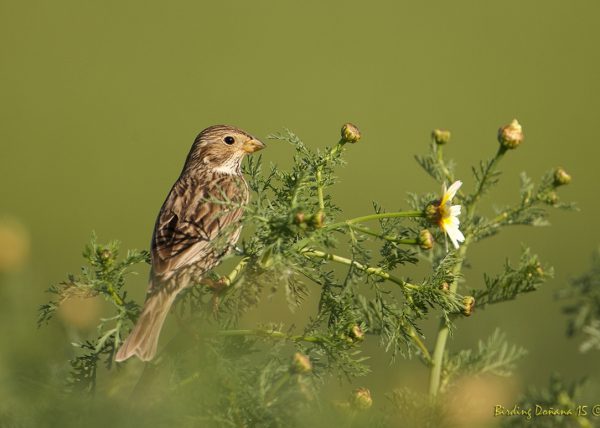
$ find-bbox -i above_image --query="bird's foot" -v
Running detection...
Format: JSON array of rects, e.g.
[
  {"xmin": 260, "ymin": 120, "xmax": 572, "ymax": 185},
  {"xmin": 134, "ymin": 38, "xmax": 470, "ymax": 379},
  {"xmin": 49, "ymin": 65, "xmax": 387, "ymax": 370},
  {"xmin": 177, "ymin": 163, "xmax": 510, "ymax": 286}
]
[{"xmin": 200, "ymin": 277, "xmax": 229, "ymax": 315}]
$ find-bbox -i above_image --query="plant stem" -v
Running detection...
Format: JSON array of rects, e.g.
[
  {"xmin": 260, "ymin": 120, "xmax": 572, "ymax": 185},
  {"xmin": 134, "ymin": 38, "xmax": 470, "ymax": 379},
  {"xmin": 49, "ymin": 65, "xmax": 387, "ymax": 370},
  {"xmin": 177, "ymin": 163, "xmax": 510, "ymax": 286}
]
[
  {"xmin": 469, "ymin": 146, "xmax": 507, "ymax": 207},
  {"xmin": 316, "ymin": 168, "xmax": 325, "ymax": 211},
  {"xmin": 408, "ymin": 326, "xmax": 432, "ymax": 365},
  {"xmin": 427, "ymin": 240, "xmax": 469, "ymax": 397},
  {"xmin": 314, "ymin": 140, "xmax": 346, "ymax": 213},
  {"xmin": 326, "ymin": 210, "xmax": 424, "ymax": 230},
  {"xmin": 348, "ymin": 224, "xmax": 419, "ymax": 246},
  {"xmin": 301, "ymin": 249, "xmax": 419, "ymax": 291},
  {"xmin": 435, "ymin": 143, "xmax": 454, "ymax": 183},
  {"xmin": 107, "ymin": 285, "xmax": 124, "ymax": 307},
  {"xmin": 428, "ymin": 146, "xmax": 506, "ymax": 398},
  {"xmin": 223, "ymin": 257, "xmax": 249, "ymax": 286},
  {"xmin": 218, "ymin": 328, "xmax": 323, "ymax": 344}
]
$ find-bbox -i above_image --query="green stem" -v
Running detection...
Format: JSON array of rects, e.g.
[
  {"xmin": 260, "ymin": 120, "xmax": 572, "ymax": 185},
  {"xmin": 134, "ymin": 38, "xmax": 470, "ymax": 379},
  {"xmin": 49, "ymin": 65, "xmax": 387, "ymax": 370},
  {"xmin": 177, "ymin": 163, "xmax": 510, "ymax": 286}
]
[
  {"xmin": 408, "ymin": 326, "xmax": 432, "ymax": 365},
  {"xmin": 107, "ymin": 285, "xmax": 124, "ymax": 307},
  {"xmin": 435, "ymin": 143, "xmax": 454, "ymax": 183},
  {"xmin": 428, "ymin": 146, "xmax": 506, "ymax": 398},
  {"xmin": 302, "ymin": 249, "xmax": 419, "ymax": 292},
  {"xmin": 348, "ymin": 224, "xmax": 419, "ymax": 246},
  {"xmin": 427, "ymin": 240, "xmax": 469, "ymax": 397},
  {"xmin": 218, "ymin": 328, "xmax": 323, "ymax": 343},
  {"xmin": 314, "ymin": 139, "xmax": 346, "ymax": 213},
  {"xmin": 223, "ymin": 257, "xmax": 249, "ymax": 286},
  {"xmin": 326, "ymin": 210, "xmax": 424, "ymax": 230},
  {"xmin": 469, "ymin": 146, "xmax": 507, "ymax": 208},
  {"xmin": 316, "ymin": 168, "xmax": 325, "ymax": 212}
]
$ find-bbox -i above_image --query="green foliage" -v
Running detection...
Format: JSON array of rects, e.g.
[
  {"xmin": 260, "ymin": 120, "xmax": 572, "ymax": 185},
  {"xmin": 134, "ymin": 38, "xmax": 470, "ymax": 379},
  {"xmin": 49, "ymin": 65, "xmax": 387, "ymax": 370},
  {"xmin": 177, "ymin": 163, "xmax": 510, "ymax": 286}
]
[
  {"xmin": 502, "ymin": 374, "xmax": 589, "ymax": 428},
  {"xmin": 38, "ymin": 233, "xmax": 148, "ymax": 391},
  {"xmin": 444, "ymin": 329, "xmax": 527, "ymax": 386},
  {"xmin": 558, "ymin": 248, "xmax": 600, "ymax": 353},
  {"xmin": 38, "ymin": 123, "xmax": 574, "ymax": 426},
  {"xmin": 473, "ymin": 248, "xmax": 553, "ymax": 309},
  {"xmin": 384, "ymin": 388, "xmax": 448, "ymax": 428}
]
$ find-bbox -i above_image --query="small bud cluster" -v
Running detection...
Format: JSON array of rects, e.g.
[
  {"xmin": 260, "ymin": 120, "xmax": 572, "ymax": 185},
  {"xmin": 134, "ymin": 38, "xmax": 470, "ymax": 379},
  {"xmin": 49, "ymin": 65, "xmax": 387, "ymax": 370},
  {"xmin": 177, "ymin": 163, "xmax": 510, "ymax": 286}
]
[
  {"xmin": 418, "ymin": 229, "xmax": 434, "ymax": 250},
  {"xmin": 294, "ymin": 211, "xmax": 325, "ymax": 229},
  {"xmin": 498, "ymin": 119, "xmax": 524, "ymax": 150},
  {"xmin": 432, "ymin": 129, "xmax": 451, "ymax": 145},
  {"xmin": 553, "ymin": 167, "xmax": 572, "ymax": 187},
  {"xmin": 352, "ymin": 387, "xmax": 373, "ymax": 410},
  {"xmin": 462, "ymin": 296, "xmax": 475, "ymax": 316},
  {"xmin": 290, "ymin": 352, "xmax": 312, "ymax": 374},
  {"xmin": 349, "ymin": 325, "xmax": 364, "ymax": 342},
  {"xmin": 341, "ymin": 123, "xmax": 361, "ymax": 144}
]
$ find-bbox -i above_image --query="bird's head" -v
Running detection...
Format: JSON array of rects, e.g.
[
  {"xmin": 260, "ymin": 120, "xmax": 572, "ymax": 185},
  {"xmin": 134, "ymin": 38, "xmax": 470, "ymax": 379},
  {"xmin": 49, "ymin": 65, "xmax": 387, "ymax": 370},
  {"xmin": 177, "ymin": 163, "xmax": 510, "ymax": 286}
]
[{"xmin": 184, "ymin": 125, "xmax": 265, "ymax": 175}]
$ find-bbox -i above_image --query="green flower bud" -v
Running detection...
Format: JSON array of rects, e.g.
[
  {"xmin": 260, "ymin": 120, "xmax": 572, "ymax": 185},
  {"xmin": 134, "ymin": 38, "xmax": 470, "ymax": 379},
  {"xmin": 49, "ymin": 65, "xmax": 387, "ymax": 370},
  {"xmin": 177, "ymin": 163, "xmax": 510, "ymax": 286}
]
[
  {"xmin": 545, "ymin": 191, "xmax": 559, "ymax": 205},
  {"xmin": 352, "ymin": 388, "xmax": 373, "ymax": 410},
  {"xmin": 462, "ymin": 296, "xmax": 475, "ymax": 317},
  {"xmin": 535, "ymin": 264, "xmax": 544, "ymax": 277},
  {"xmin": 294, "ymin": 212, "xmax": 306, "ymax": 225},
  {"xmin": 310, "ymin": 211, "xmax": 325, "ymax": 229},
  {"xmin": 293, "ymin": 212, "xmax": 308, "ymax": 230},
  {"xmin": 498, "ymin": 119, "xmax": 523, "ymax": 150},
  {"xmin": 424, "ymin": 202, "xmax": 441, "ymax": 225},
  {"xmin": 418, "ymin": 229, "xmax": 434, "ymax": 250},
  {"xmin": 432, "ymin": 129, "xmax": 451, "ymax": 145},
  {"xmin": 553, "ymin": 167, "xmax": 572, "ymax": 186},
  {"xmin": 341, "ymin": 123, "xmax": 361, "ymax": 144},
  {"xmin": 350, "ymin": 325, "xmax": 365, "ymax": 342},
  {"xmin": 291, "ymin": 352, "xmax": 312, "ymax": 374},
  {"xmin": 100, "ymin": 249, "xmax": 112, "ymax": 261}
]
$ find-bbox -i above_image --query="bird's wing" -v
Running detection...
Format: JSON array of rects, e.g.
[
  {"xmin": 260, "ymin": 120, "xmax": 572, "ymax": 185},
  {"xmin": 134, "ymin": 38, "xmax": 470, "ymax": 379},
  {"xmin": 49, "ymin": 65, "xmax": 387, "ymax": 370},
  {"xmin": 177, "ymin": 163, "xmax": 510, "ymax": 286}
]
[{"xmin": 151, "ymin": 173, "xmax": 248, "ymax": 279}]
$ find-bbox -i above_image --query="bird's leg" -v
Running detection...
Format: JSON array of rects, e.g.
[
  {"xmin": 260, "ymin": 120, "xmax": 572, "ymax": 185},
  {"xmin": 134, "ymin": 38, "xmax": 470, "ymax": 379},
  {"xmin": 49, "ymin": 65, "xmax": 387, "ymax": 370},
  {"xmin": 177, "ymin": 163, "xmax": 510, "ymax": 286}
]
[{"xmin": 199, "ymin": 277, "xmax": 228, "ymax": 315}]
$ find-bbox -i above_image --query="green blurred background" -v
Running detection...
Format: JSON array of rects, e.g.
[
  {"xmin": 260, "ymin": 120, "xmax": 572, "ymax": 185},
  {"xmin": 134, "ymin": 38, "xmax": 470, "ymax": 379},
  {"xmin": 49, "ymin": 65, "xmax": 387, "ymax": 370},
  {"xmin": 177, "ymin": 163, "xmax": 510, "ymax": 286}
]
[{"xmin": 1, "ymin": 1, "xmax": 599, "ymax": 426}]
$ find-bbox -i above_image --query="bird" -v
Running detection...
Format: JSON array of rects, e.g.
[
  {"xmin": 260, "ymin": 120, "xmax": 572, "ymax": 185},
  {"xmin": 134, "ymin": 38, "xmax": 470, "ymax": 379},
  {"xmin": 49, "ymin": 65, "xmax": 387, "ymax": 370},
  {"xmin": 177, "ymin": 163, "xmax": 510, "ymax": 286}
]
[{"xmin": 115, "ymin": 125, "xmax": 265, "ymax": 362}]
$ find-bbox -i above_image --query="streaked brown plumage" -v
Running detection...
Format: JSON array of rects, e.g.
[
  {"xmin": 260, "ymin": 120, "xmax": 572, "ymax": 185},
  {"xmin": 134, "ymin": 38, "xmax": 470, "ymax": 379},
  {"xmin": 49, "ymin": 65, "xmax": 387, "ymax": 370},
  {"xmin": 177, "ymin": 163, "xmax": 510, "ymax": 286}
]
[{"xmin": 115, "ymin": 125, "xmax": 264, "ymax": 362}]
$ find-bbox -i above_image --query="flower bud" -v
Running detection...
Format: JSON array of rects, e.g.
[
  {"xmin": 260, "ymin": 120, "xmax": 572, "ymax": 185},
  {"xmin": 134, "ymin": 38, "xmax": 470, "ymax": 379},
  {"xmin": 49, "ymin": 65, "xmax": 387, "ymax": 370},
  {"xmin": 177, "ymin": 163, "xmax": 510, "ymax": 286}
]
[
  {"xmin": 349, "ymin": 325, "xmax": 365, "ymax": 342},
  {"xmin": 290, "ymin": 352, "xmax": 312, "ymax": 374},
  {"xmin": 553, "ymin": 167, "xmax": 572, "ymax": 186},
  {"xmin": 432, "ymin": 129, "xmax": 451, "ymax": 145},
  {"xmin": 310, "ymin": 211, "xmax": 325, "ymax": 229},
  {"xmin": 497, "ymin": 119, "xmax": 523, "ymax": 150},
  {"xmin": 294, "ymin": 212, "xmax": 305, "ymax": 224},
  {"xmin": 341, "ymin": 123, "xmax": 361, "ymax": 144},
  {"xmin": 100, "ymin": 248, "xmax": 112, "ymax": 261},
  {"xmin": 462, "ymin": 296, "xmax": 475, "ymax": 316},
  {"xmin": 440, "ymin": 282, "xmax": 450, "ymax": 292},
  {"xmin": 545, "ymin": 191, "xmax": 559, "ymax": 205},
  {"xmin": 418, "ymin": 229, "xmax": 434, "ymax": 250},
  {"xmin": 352, "ymin": 388, "xmax": 373, "ymax": 410},
  {"xmin": 424, "ymin": 202, "xmax": 441, "ymax": 224}
]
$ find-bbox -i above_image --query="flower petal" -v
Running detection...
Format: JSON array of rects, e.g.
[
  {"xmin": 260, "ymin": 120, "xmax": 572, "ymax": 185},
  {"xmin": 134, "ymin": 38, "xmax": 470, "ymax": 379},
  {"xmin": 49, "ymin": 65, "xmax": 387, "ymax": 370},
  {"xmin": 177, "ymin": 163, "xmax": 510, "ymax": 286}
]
[
  {"xmin": 446, "ymin": 181, "xmax": 462, "ymax": 201},
  {"xmin": 450, "ymin": 204, "xmax": 462, "ymax": 216},
  {"xmin": 445, "ymin": 223, "xmax": 465, "ymax": 249}
]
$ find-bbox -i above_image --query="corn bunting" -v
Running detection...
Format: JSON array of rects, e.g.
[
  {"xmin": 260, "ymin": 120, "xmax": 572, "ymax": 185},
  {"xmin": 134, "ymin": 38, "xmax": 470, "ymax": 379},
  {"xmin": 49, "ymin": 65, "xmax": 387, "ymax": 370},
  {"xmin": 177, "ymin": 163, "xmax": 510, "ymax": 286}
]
[{"xmin": 115, "ymin": 125, "xmax": 264, "ymax": 362}]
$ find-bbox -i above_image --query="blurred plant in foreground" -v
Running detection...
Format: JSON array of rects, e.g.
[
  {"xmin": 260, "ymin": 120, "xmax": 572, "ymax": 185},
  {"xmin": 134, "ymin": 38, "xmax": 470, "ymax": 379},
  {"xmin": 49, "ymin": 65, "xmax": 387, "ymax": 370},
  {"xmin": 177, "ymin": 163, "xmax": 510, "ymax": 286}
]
[
  {"xmin": 38, "ymin": 121, "xmax": 575, "ymax": 426},
  {"xmin": 500, "ymin": 246, "xmax": 600, "ymax": 428},
  {"xmin": 558, "ymin": 248, "xmax": 600, "ymax": 353},
  {"xmin": 0, "ymin": 216, "xmax": 30, "ymax": 273}
]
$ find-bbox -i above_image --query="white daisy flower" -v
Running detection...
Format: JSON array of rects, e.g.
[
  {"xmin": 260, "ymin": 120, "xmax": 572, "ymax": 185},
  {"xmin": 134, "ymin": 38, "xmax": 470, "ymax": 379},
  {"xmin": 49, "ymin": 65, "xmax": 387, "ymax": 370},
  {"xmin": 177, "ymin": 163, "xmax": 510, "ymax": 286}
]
[{"xmin": 436, "ymin": 181, "xmax": 465, "ymax": 250}]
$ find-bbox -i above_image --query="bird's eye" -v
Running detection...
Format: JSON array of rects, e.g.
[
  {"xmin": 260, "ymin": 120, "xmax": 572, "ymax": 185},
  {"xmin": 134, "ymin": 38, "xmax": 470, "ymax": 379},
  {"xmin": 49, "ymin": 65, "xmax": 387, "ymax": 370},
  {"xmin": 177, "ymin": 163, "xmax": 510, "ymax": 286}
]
[{"xmin": 224, "ymin": 136, "xmax": 235, "ymax": 145}]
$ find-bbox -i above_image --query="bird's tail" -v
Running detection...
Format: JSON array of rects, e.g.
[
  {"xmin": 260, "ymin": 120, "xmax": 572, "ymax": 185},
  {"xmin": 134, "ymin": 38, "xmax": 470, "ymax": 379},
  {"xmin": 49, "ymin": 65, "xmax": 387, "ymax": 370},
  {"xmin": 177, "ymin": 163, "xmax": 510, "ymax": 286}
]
[{"xmin": 115, "ymin": 284, "xmax": 177, "ymax": 362}]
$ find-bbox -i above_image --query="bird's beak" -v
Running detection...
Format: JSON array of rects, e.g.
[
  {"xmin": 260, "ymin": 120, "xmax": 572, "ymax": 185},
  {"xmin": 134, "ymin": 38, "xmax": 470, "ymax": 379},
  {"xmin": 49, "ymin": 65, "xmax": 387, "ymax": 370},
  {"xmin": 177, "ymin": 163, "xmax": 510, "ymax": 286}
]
[{"xmin": 242, "ymin": 138, "xmax": 265, "ymax": 153}]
